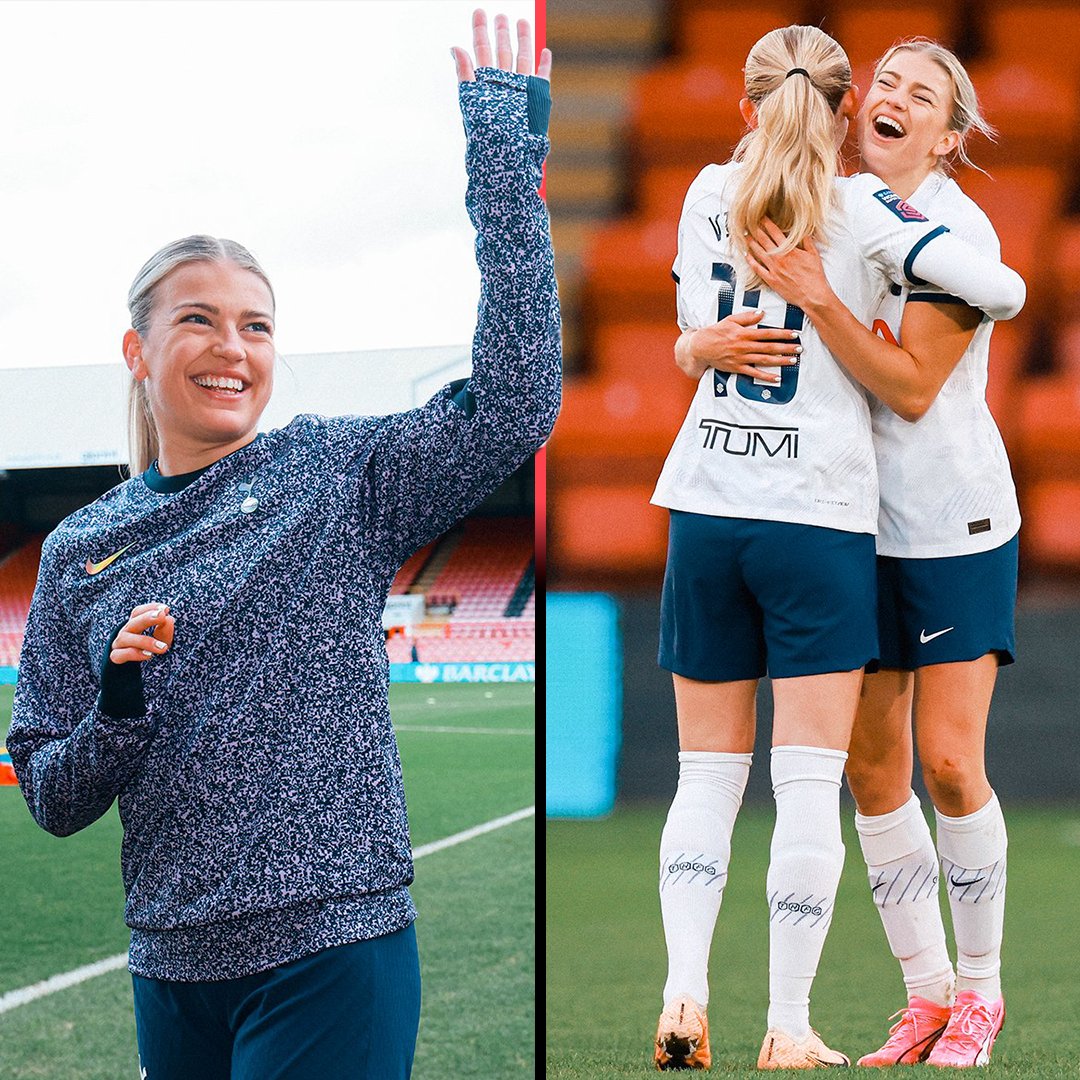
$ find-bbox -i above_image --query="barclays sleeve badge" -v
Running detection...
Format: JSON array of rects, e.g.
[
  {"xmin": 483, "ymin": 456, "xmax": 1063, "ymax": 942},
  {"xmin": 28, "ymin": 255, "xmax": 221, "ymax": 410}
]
[{"xmin": 873, "ymin": 188, "xmax": 928, "ymax": 222}]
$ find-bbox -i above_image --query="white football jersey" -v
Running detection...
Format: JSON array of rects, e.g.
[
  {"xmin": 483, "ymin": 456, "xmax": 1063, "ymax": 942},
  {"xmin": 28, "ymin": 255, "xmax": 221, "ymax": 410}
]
[
  {"xmin": 870, "ymin": 172, "xmax": 1021, "ymax": 557},
  {"xmin": 652, "ymin": 162, "xmax": 1016, "ymax": 534}
]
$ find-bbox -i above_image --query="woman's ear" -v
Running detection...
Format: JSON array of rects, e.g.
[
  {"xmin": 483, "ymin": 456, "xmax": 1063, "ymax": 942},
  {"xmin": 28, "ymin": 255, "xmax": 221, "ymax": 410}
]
[
  {"xmin": 739, "ymin": 97, "xmax": 757, "ymax": 129},
  {"xmin": 840, "ymin": 84, "xmax": 860, "ymax": 121},
  {"xmin": 123, "ymin": 329, "xmax": 147, "ymax": 381},
  {"xmin": 933, "ymin": 129, "xmax": 961, "ymax": 161}
]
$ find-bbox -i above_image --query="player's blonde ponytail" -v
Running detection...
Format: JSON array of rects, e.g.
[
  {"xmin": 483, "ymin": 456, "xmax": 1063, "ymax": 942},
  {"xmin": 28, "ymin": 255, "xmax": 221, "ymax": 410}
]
[
  {"xmin": 124, "ymin": 236, "xmax": 276, "ymax": 475},
  {"xmin": 729, "ymin": 26, "xmax": 852, "ymax": 284}
]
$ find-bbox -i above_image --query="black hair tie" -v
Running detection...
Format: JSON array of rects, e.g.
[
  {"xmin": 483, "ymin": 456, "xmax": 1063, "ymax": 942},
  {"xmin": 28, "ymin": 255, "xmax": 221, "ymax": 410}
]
[{"xmin": 785, "ymin": 67, "xmax": 811, "ymax": 79}]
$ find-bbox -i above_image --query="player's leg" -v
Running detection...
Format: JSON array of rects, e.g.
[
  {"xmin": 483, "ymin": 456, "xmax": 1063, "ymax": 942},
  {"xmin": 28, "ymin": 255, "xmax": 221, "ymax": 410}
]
[
  {"xmin": 131, "ymin": 975, "xmax": 233, "ymax": 1080},
  {"xmin": 750, "ymin": 521, "xmax": 878, "ymax": 1069},
  {"xmin": 848, "ymin": 670, "xmax": 954, "ymax": 1066},
  {"xmin": 662, "ymin": 675, "xmax": 756, "ymax": 993},
  {"xmin": 655, "ymin": 512, "xmax": 762, "ymax": 1069},
  {"xmin": 762, "ymin": 669, "xmax": 858, "ymax": 1069},
  {"xmin": 655, "ymin": 676, "xmax": 757, "ymax": 1070},
  {"xmin": 230, "ymin": 926, "xmax": 422, "ymax": 1080},
  {"xmin": 908, "ymin": 536, "xmax": 1015, "ymax": 1066},
  {"xmin": 914, "ymin": 656, "xmax": 1007, "ymax": 1066}
]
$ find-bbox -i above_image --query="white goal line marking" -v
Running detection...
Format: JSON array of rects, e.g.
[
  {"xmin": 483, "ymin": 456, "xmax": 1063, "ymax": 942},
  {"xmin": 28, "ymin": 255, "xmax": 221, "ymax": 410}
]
[
  {"xmin": 0, "ymin": 805, "xmax": 535, "ymax": 1017},
  {"xmin": 394, "ymin": 724, "xmax": 534, "ymax": 735}
]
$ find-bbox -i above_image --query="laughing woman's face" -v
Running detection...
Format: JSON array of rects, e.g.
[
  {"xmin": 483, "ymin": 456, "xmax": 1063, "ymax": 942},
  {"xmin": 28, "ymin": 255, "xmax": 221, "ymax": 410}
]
[
  {"xmin": 124, "ymin": 260, "xmax": 276, "ymax": 470},
  {"xmin": 858, "ymin": 50, "xmax": 960, "ymax": 192}
]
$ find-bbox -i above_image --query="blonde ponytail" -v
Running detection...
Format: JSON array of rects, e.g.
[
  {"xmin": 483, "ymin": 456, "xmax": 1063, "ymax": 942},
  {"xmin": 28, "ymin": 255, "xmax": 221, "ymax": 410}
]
[
  {"xmin": 126, "ymin": 378, "xmax": 160, "ymax": 479},
  {"xmin": 729, "ymin": 26, "xmax": 852, "ymax": 283}
]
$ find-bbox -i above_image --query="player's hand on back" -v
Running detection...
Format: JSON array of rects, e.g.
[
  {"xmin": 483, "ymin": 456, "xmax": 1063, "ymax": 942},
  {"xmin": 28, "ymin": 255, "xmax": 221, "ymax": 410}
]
[
  {"xmin": 746, "ymin": 218, "xmax": 833, "ymax": 313},
  {"xmin": 451, "ymin": 9, "xmax": 552, "ymax": 83},
  {"xmin": 676, "ymin": 311, "xmax": 802, "ymax": 384},
  {"xmin": 109, "ymin": 604, "xmax": 175, "ymax": 665}
]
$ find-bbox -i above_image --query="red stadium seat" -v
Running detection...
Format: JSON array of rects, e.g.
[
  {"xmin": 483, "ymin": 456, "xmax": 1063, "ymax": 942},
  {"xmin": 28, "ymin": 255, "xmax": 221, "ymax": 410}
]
[
  {"xmin": 675, "ymin": 4, "xmax": 807, "ymax": 64},
  {"xmin": 388, "ymin": 541, "xmax": 435, "ymax": 595},
  {"xmin": 1013, "ymin": 373, "xmax": 1080, "ymax": 483},
  {"xmin": 550, "ymin": 480, "xmax": 670, "ymax": 577},
  {"xmin": 0, "ymin": 538, "xmax": 44, "ymax": 655},
  {"xmin": 832, "ymin": 4, "xmax": 959, "ymax": 74},
  {"xmin": 590, "ymin": 321, "xmax": 682, "ymax": 380},
  {"xmin": 1053, "ymin": 218, "xmax": 1080, "ymax": 313},
  {"xmin": 985, "ymin": 320, "xmax": 1029, "ymax": 448},
  {"xmin": 581, "ymin": 217, "xmax": 680, "ymax": 323},
  {"xmin": 966, "ymin": 61, "xmax": 1080, "ymax": 167},
  {"xmin": 952, "ymin": 166, "xmax": 1066, "ymax": 286},
  {"xmin": 550, "ymin": 374, "xmax": 691, "ymax": 461},
  {"xmin": 1017, "ymin": 479, "xmax": 1080, "ymax": 569},
  {"xmin": 638, "ymin": 164, "xmax": 707, "ymax": 226},
  {"xmin": 630, "ymin": 61, "xmax": 748, "ymax": 170},
  {"xmin": 424, "ymin": 519, "xmax": 533, "ymax": 620},
  {"xmin": 983, "ymin": 4, "xmax": 1080, "ymax": 71}
]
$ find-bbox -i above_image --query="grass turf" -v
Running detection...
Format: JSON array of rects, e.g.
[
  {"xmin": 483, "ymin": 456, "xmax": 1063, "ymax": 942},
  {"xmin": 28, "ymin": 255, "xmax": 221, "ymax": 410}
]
[
  {"xmin": 0, "ymin": 681, "xmax": 534, "ymax": 1078},
  {"xmin": 547, "ymin": 803, "xmax": 1080, "ymax": 1078}
]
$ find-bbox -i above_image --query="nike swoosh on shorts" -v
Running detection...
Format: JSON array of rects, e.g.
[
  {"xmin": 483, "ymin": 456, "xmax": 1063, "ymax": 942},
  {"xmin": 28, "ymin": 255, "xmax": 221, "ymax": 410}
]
[{"xmin": 919, "ymin": 627, "xmax": 955, "ymax": 644}]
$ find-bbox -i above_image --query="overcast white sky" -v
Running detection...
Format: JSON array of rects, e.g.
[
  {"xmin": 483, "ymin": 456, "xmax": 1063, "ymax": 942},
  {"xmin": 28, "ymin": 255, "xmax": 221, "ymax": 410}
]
[{"xmin": 0, "ymin": 0, "xmax": 536, "ymax": 370}]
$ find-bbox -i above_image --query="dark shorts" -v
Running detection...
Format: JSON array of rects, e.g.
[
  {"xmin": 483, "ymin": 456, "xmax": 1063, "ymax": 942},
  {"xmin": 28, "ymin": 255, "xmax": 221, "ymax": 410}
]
[
  {"xmin": 658, "ymin": 510, "xmax": 878, "ymax": 681},
  {"xmin": 132, "ymin": 924, "xmax": 421, "ymax": 1080},
  {"xmin": 876, "ymin": 534, "xmax": 1019, "ymax": 670}
]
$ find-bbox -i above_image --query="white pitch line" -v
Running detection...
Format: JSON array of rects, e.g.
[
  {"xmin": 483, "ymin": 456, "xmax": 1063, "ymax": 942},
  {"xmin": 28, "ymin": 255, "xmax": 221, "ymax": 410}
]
[
  {"xmin": 394, "ymin": 724, "xmax": 534, "ymax": 735},
  {"xmin": 0, "ymin": 805, "xmax": 535, "ymax": 1017},
  {"xmin": 412, "ymin": 805, "xmax": 534, "ymax": 859},
  {"xmin": 0, "ymin": 953, "xmax": 128, "ymax": 1016}
]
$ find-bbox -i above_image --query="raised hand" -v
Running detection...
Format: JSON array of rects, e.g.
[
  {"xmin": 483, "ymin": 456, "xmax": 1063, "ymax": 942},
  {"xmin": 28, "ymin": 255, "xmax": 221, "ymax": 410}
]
[
  {"xmin": 451, "ymin": 9, "xmax": 553, "ymax": 83},
  {"xmin": 109, "ymin": 604, "xmax": 175, "ymax": 665}
]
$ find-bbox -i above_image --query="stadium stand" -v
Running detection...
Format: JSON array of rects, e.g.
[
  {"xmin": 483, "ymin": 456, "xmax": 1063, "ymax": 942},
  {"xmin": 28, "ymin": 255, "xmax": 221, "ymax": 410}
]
[
  {"xmin": 385, "ymin": 516, "xmax": 535, "ymax": 663},
  {"xmin": 0, "ymin": 535, "xmax": 42, "ymax": 667},
  {"xmin": 548, "ymin": 0, "xmax": 1080, "ymax": 582},
  {"xmin": 0, "ymin": 518, "xmax": 535, "ymax": 670},
  {"xmin": 388, "ymin": 540, "xmax": 437, "ymax": 595}
]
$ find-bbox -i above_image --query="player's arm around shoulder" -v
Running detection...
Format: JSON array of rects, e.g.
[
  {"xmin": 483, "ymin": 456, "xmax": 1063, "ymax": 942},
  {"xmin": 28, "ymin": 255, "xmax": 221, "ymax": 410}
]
[
  {"xmin": 845, "ymin": 171, "xmax": 1025, "ymax": 321},
  {"xmin": 893, "ymin": 187, "xmax": 999, "ymax": 420}
]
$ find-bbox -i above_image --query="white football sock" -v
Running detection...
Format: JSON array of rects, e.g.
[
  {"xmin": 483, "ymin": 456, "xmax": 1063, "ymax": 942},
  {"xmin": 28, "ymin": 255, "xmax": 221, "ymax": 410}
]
[
  {"xmin": 856, "ymin": 791, "xmax": 954, "ymax": 1007},
  {"xmin": 659, "ymin": 750, "xmax": 752, "ymax": 1006},
  {"xmin": 766, "ymin": 746, "xmax": 847, "ymax": 1039},
  {"xmin": 936, "ymin": 792, "xmax": 1007, "ymax": 1001}
]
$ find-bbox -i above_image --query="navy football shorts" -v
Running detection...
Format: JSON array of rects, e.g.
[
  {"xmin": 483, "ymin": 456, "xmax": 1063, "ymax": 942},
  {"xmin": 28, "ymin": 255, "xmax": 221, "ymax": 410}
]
[
  {"xmin": 658, "ymin": 510, "xmax": 878, "ymax": 681},
  {"xmin": 875, "ymin": 532, "xmax": 1019, "ymax": 670},
  {"xmin": 132, "ymin": 924, "xmax": 421, "ymax": 1080}
]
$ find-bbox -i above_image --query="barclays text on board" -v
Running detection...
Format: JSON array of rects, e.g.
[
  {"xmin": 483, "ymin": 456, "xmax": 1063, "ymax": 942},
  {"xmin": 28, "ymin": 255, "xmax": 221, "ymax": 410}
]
[
  {"xmin": 391, "ymin": 662, "xmax": 535, "ymax": 684},
  {"xmin": 0, "ymin": 664, "xmax": 535, "ymax": 686}
]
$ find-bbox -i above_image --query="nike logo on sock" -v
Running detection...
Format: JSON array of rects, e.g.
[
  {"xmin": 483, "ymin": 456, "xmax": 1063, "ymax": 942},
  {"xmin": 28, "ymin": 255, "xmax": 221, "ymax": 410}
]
[
  {"xmin": 949, "ymin": 872, "xmax": 985, "ymax": 888},
  {"xmin": 920, "ymin": 626, "xmax": 954, "ymax": 644}
]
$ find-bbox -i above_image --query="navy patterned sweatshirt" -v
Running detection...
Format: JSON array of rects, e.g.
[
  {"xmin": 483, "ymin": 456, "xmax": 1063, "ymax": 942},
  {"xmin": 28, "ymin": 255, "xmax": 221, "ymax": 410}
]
[{"xmin": 7, "ymin": 68, "xmax": 560, "ymax": 981}]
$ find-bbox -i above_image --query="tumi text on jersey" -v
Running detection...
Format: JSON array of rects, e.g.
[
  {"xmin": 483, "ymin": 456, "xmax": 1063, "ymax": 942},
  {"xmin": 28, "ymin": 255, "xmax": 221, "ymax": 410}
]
[{"xmin": 699, "ymin": 418, "xmax": 800, "ymax": 459}]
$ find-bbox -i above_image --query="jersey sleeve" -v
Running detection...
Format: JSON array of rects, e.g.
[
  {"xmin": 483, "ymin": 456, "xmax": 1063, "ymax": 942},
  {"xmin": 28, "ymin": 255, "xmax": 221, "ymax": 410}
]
[
  {"xmin": 6, "ymin": 540, "xmax": 158, "ymax": 837},
  {"xmin": 674, "ymin": 163, "xmax": 731, "ymax": 331},
  {"xmin": 844, "ymin": 173, "xmax": 1025, "ymax": 321},
  {"xmin": 907, "ymin": 201, "xmax": 1001, "ymax": 307},
  {"xmin": 317, "ymin": 68, "xmax": 561, "ymax": 572}
]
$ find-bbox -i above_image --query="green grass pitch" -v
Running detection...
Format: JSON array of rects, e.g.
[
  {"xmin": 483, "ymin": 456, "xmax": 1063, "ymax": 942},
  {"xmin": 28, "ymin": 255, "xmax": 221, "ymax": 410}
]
[
  {"xmin": 548, "ymin": 803, "xmax": 1080, "ymax": 1078},
  {"xmin": 0, "ymin": 681, "xmax": 534, "ymax": 1079}
]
